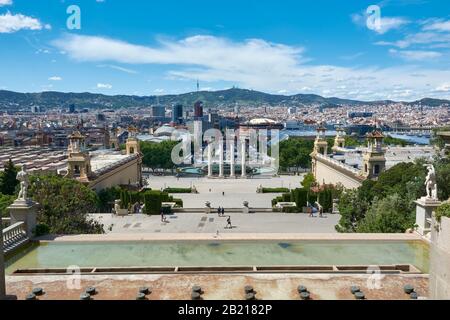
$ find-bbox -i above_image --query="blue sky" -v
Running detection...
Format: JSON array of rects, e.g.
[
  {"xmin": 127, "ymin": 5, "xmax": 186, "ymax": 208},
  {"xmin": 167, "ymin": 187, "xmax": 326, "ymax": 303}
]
[{"xmin": 0, "ymin": 0, "xmax": 449, "ymax": 101}]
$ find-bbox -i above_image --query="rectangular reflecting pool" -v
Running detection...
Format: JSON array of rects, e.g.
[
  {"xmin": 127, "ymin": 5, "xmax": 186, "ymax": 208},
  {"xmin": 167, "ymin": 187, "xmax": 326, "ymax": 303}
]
[{"xmin": 5, "ymin": 240, "xmax": 430, "ymax": 274}]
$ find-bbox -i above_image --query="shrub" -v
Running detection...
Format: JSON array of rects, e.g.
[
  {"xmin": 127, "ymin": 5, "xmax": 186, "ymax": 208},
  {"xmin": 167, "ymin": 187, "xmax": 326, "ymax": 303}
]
[
  {"xmin": 272, "ymin": 196, "xmax": 283, "ymax": 207},
  {"xmin": 143, "ymin": 191, "xmax": 163, "ymax": 215},
  {"xmin": 34, "ymin": 223, "xmax": 50, "ymax": 237},
  {"xmin": 291, "ymin": 188, "xmax": 308, "ymax": 208},
  {"xmin": 282, "ymin": 206, "xmax": 299, "ymax": 213},
  {"xmin": 281, "ymin": 193, "xmax": 291, "ymax": 202},
  {"xmin": 172, "ymin": 198, "xmax": 184, "ymax": 207},
  {"xmin": 163, "ymin": 187, "xmax": 192, "ymax": 193},
  {"xmin": 436, "ymin": 203, "xmax": 450, "ymax": 223},
  {"xmin": 262, "ymin": 188, "xmax": 290, "ymax": 193}
]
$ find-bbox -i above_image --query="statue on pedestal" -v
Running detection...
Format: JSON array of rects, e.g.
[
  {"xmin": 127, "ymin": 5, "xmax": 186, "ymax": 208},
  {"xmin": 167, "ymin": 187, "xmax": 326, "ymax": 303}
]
[
  {"xmin": 424, "ymin": 164, "xmax": 438, "ymax": 200},
  {"xmin": 16, "ymin": 164, "xmax": 30, "ymax": 201}
]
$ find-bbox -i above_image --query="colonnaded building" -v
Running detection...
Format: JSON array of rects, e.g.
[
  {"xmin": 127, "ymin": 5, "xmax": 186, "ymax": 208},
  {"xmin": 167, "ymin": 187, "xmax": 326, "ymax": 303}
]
[
  {"xmin": 64, "ymin": 130, "xmax": 143, "ymax": 191},
  {"xmin": 311, "ymin": 126, "xmax": 435, "ymax": 189}
]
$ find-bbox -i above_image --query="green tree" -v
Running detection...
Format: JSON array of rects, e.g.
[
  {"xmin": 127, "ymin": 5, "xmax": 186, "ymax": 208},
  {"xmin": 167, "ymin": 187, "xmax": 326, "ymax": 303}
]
[
  {"xmin": 29, "ymin": 174, "xmax": 103, "ymax": 235},
  {"xmin": 0, "ymin": 159, "xmax": 19, "ymax": 195},
  {"xmin": 0, "ymin": 193, "xmax": 15, "ymax": 218},
  {"xmin": 279, "ymin": 139, "xmax": 314, "ymax": 172},
  {"xmin": 436, "ymin": 203, "xmax": 450, "ymax": 222},
  {"xmin": 357, "ymin": 194, "xmax": 415, "ymax": 233},
  {"xmin": 141, "ymin": 140, "xmax": 179, "ymax": 172},
  {"xmin": 301, "ymin": 173, "xmax": 316, "ymax": 190},
  {"xmin": 336, "ymin": 160, "xmax": 429, "ymax": 233},
  {"xmin": 336, "ymin": 189, "xmax": 370, "ymax": 232},
  {"xmin": 384, "ymin": 135, "xmax": 410, "ymax": 147},
  {"xmin": 435, "ymin": 158, "xmax": 450, "ymax": 200}
]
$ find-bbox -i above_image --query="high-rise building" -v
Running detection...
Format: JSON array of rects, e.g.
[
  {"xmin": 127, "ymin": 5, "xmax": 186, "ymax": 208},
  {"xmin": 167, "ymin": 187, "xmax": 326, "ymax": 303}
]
[
  {"xmin": 194, "ymin": 101, "xmax": 204, "ymax": 119},
  {"xmin": 69, "ymin": 104, "xmax": 76, "ymax": 113},
  {"xmin": 172, "ymin": 104, "xmax": 183, "ymax": 124},
  {"xmin": 151, "ymin": 105, "xmax": 165, "ymax": 118}
]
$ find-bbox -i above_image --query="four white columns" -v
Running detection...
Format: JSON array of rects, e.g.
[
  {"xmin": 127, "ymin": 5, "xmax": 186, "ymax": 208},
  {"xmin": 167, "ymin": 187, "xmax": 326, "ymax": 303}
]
[{"xmin": 206, "ymin": 138, "xmax": 245, "ymax": 179}]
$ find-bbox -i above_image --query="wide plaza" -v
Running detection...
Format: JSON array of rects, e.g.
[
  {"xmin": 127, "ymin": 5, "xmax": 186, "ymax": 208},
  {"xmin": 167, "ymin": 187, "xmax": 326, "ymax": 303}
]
[{"xmin": 144, "ymin": 174, "xmax": 304, "ymax": 208}]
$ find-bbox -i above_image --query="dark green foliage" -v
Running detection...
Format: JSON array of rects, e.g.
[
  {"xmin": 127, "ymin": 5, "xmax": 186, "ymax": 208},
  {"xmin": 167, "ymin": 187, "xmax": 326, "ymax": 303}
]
[
  {"xmin": 307, "ymin": 192, "xmax": 317, "ymax": 205},
  {"xmin": 336, "ymin": 160, "xmax": 430, "ymax": 233},
  {"xmin": 356, "ymin": 194, "xmax": 416, "ymax": 233},
  {"xmin": 143, "ymin": 191, "xmax": 166, "ymax": 215},
  {"xmin": 279, "ymin": 139, "xmax": 314, "ymax": 171},
  {"xmin": 261, "ymin": 188, "xmax": 290, "ymax": 193},
  {"xmin": 34, "ymin": 223, "xmax": 50, "ymax": 237},
  {"xmin": 140, "ymin": 140, "xmax": 180, "ymax": 172},
  {"xmin": 318, "ymin": 188, "xmax": 333, "ymax": 213},
  {"xmin": 28, "ymin": 174, "xmax": 104, "ymax": 235},
  {"xmin": 172, "ymin": 198, "xmax": 183, "ymax": 207},
  {"xmin": 281, "ymin": 193, "xmax": 291, "ymax": 202},
  {"xmin": 97, "ymin": 186, "xmax": 121, "ymax": 212},
  {"xmin": 0, "ymin": 193, "xmax": 15, "ymax": 218},
  {"xmin": 436, "ymin": 203, "xmax": 450, "ymax": 223},
  {"xmin": 291, "ymin": 188, "xmax": 308, "ymax": 208},
  {"xmin": 163, "ymin": 187, "xmax": 192, "ymax": 193},
  {"xmin": 344, "ymin": 136, "xmax": 361, "ymax": 147},
  {"xmin": 282, "ymin": 206, "xmax": 299, "ymax": 213},
  {"xmin": 435, "ymin": 158, "xmax": 450, "ymax": 201},
  {"xmin": 383, "ymin": 135, "xmax": 410, "ymax": 147},
  {"xmin": 0, "ymin": 159, "xmax": 19, "ymax": 195}
]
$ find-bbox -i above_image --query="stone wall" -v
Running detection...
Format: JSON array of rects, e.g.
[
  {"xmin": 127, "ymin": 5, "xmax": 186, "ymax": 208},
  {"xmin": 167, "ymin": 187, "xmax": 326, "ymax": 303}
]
[
  {"xmin": 430, "ymin": 216, "xmax": 450, "ymax": 299},
  {"xmin": 313, "ymin": 156, "xmax": 363, "ymax": 189},
  {"xmin": 89, "ymin": 157, "xmax": 141, "ymax": 191}
]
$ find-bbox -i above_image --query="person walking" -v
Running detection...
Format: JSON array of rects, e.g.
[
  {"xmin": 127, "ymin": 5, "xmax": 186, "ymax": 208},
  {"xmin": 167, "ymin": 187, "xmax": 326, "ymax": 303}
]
[
  {"xmin": 221, "ymin": 207, "xmax": 225, "ymax": 217},
  {"xmin": 226, "ymin": 216, "xmax": 232, "ymax": 229},
  {"xmin": 217, "ymin": 206, "xmax": 221, "ymax": 217}
]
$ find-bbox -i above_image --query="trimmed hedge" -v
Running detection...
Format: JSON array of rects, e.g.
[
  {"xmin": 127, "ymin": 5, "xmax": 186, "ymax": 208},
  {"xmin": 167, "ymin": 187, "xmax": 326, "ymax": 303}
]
[
  {"xmin": 163, "ymin": 187, "xmax": 192, "ymax": 194},
  {"xmin": 262, "ymin": 188, "xmax": 290, "ymax": 193},
  {"xmin": 282, "ymin": 206, "xmax": 299, "ymax": 213}
]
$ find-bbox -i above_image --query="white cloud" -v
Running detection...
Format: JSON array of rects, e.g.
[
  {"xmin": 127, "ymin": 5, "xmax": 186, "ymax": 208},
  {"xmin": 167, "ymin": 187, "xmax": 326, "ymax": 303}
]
[
  {"xmin": 0, "ymin": 12, "xmax": 50, "ymax": 33},
  {"xmin": 423, "ymin": 19, "xmax": 450, "ymax": 32},
  {"xmin": 376, "ymin": 17, "xmax": 410, "ymax": 34},
  {"xmin": 435, "ymin": 83, "xmax": 450, "ymax": 92},
  {"xmin": 351, "ymin": 13, "xmax": 409, "ymax": 34},
  {"xmin": 97, "ymin": 64, "xmax": 138, "ymax": 74},
  {"xmin": 0, "ymin": 0, "xmax": 12, "ymax": 7},
  {"xmin": 53, "ymin": 34, "xmax": 450, "ymax": 101},
  {"xmin": 376, "ymin": 32, "xmax": 450, "ymax": 49},
  {"xmin": 48, "ymin": 76, "xmax": 62, "ymax": 81},
  {"xmin": 97, "ymin": 83, "xmax": 112, "ymax": 89},
  {"xmin": 389, "ymin": 49, "xmax": 442, "ymax": 61}
]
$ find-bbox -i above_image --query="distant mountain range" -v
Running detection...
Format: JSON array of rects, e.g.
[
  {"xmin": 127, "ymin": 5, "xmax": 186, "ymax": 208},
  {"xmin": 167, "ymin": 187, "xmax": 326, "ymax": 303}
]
[{"xmin": 0, "ymin": 88, "xmax": 449, "ymax": 111}]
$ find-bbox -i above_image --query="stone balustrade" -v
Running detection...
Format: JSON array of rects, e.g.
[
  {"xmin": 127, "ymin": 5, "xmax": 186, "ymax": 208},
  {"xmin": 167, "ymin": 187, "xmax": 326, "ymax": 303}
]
[
  {"xmin": 315, "ymin": 153, "xmax": 361, "ymax": 176},
  {"xmin": 2, "ymin": 222, "xmax": 28, "ymax": 254}
]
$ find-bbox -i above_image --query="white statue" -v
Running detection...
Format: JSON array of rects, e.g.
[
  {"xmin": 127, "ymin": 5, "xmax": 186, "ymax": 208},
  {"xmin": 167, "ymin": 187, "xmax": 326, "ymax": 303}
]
[
  {"xmin": 424, "ymin": 164, "xmax": 438, "ymax": 200},
  {"xmin": 16, "ymin": 164, "xmax": 29, "ymax": 201}
]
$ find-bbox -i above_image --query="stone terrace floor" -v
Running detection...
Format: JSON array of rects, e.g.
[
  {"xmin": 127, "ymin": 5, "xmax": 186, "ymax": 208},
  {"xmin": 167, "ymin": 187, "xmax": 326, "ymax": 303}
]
[
  {"xmin": 144, "ymin": 175, "xmax": 304, "ymax": 208},
  {"xmin": 90, "ymin": 212, "xmax": 341, "ymax": 234}
]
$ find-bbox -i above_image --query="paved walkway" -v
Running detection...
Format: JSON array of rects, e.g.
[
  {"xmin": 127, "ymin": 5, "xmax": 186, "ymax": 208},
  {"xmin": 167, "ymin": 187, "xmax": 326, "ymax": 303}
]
[
  {"xmin": 90, "ymin": 211, "xmax": 341, "ymax": 234},
  {"xmin": 145, "ymin": 175, "xmax": 304, "ymax": 208}
]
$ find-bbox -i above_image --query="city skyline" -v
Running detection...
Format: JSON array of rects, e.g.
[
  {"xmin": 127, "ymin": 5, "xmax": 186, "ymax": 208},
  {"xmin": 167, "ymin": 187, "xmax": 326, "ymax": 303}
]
[{"xmin": 0, "ymin": 0, "xmax": 449, "ymax": 101}]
